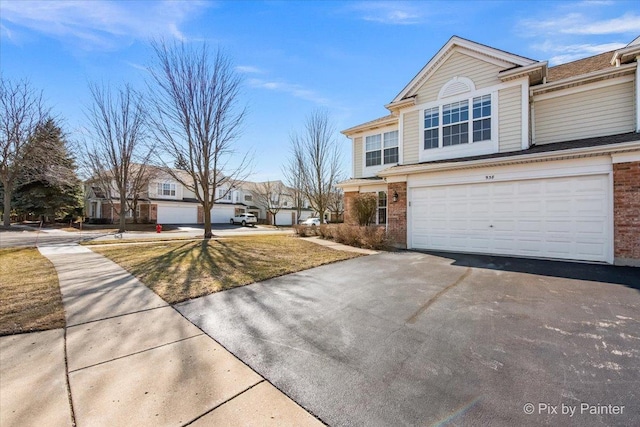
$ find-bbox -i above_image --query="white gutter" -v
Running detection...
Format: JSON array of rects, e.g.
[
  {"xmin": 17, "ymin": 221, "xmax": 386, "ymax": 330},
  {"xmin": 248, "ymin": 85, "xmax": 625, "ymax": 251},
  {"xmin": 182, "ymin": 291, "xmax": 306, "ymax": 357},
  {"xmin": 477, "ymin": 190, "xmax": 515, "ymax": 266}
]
[
  {"xmin": 376, "ymin": 139, "xmax": 640, "ymax": 177},
  {"xmin": 531, "ymin": 63, "xmax": 636, "ymax": 95}
]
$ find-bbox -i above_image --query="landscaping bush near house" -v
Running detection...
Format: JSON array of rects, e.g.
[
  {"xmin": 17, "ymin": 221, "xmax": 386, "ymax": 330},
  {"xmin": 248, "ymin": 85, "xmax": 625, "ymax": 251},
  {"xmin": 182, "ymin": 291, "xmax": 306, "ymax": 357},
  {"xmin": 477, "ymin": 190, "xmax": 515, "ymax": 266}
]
[
  {"xmin": 317, "ymin": 224, "xmax": 333, "ymax": 239},
  {"xmin": 315, "ymin": 223, "xmax": 391, "ymax": 250},
  {"xmin": 293, "ymin": 224, "xmax": 317, "ymax": 237}
]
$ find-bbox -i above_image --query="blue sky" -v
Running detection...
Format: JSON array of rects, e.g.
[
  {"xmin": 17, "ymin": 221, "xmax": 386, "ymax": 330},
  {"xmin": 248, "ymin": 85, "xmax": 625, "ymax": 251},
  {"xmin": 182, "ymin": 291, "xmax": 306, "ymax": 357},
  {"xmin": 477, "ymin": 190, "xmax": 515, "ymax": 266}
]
[{"xmin": 1, "ymin": 1, "xmax": 639, "ymax": 181}]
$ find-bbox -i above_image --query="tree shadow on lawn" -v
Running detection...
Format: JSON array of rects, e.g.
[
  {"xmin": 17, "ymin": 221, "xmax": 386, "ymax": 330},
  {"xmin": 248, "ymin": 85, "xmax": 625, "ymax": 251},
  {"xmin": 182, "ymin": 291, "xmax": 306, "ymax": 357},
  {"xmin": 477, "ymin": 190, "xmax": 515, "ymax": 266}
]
[{"xmin": 122, "ymin": 239, "xmax": 321, "ymax": 304}]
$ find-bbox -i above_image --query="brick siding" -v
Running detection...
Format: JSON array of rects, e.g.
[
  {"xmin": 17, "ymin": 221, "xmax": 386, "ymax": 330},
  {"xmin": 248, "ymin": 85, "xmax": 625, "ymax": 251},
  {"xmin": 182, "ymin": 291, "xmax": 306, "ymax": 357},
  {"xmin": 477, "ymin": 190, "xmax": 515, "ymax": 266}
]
[
  {"xmin": 613, "ymin": 161, "xmax": 640, "ymax": 266},
  {"xmin": 343, "ymin": 191, "xmax": 358, "ymax": 225},
  {"xmin": 387, "ymin": 182, "xmax": 407, "ymax": 248}
]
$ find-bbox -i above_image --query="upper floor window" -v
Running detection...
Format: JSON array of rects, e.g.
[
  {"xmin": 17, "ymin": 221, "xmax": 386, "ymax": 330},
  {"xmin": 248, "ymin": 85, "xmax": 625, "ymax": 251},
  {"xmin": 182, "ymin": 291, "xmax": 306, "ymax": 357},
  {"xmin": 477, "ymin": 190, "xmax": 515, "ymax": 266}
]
[
  {"xmin": 157, "ymin": 183, "xmax": 176, "ymax": 196},
  {"xmin": 365, "ymin": 131, "xmax": 399, "ymax": 167},
  {"xmin": 218, "ymin": 188, "xmax": 232, "ymax": 201},
  {"xmin": 244, "ymin": 194, "xmax": 252, "ymax": 202},
  {"xmin": 424, "ymin": 95, "xmax": 491, "ymax": 150}
]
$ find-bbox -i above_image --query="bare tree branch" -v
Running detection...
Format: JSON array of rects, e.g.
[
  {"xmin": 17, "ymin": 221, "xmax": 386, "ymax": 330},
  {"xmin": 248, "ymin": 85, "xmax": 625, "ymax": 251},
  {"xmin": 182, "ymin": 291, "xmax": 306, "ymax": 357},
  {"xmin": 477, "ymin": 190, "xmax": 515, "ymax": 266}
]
[
  {"xmin": 83, "ymin": 83, "xmax": 149, "ymax": 232},
  {"xmin": 0, "ymin": 77, "xmax": 50, "ymax": 226},
  {"xmin": 147, "ymin": 40, "xmax": 252, "ymax": 238},
  {"xmin": 252, "ymin": 180, "xmax": 286, "ymax": 226},
  {"xmin": 287, "ymin": 109, "xmax": 342, "ymax": 222}
]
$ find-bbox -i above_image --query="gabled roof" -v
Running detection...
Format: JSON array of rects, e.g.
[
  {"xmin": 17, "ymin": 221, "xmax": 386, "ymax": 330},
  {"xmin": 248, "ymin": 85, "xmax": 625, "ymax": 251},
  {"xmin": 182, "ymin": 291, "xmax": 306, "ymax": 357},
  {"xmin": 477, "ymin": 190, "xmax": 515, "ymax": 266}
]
[{"xmin": 390, "ymin": 36, "xmax": 538, "ymax": 105}]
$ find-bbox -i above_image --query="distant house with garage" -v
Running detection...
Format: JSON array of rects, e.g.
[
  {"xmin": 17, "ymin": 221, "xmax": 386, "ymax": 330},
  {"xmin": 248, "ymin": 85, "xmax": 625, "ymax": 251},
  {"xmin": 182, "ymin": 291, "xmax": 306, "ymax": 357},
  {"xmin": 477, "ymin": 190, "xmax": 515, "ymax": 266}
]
[
  {"xmin": 338, "ymin": 36, "xmax": 640, "ymax": 266},
  {"xmin": 85, "ymin": 167, "xmax": 313, "ymax": 226}
]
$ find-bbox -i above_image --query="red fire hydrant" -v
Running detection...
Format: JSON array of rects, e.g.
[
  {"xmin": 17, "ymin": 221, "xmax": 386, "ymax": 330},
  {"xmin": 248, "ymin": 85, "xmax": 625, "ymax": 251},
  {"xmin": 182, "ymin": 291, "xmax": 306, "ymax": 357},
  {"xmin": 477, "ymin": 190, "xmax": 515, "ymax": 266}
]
[{"xmin": 156, "ymin": 224, "xmax": 162, "ymax": 233}]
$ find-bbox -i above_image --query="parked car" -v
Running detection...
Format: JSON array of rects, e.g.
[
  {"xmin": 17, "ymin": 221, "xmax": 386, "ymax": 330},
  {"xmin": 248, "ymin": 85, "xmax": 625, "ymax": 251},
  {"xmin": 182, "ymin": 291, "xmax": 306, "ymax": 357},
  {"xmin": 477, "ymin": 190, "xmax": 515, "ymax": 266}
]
[
  {"xmin": 230, "ymin": 213, "xmax": 257, "ymax": 227},
  {"xmin": 300, "ymin": 217, "xmax": 321, "ymax": 227}
]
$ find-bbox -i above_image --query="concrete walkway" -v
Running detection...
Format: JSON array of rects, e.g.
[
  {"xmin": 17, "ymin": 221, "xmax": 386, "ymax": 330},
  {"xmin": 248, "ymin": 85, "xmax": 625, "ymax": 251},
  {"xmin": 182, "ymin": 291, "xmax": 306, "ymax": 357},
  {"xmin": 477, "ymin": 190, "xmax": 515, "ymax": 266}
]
[
  {"xmin": 1, "ymin": 243, "xmax": 323, "ymax": 426},
  {"xmin": 301, "ymin": 236, "xmax": 379, "ymax": 255}
]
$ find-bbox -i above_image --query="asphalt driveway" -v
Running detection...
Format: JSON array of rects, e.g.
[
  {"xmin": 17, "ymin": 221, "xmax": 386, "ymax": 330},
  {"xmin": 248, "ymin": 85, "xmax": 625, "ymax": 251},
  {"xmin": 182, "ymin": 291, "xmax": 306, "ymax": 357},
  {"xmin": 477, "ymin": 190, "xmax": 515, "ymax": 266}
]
[{"xmin": 176, "ymin": 252, "xmax": 640, "ymax": 427}]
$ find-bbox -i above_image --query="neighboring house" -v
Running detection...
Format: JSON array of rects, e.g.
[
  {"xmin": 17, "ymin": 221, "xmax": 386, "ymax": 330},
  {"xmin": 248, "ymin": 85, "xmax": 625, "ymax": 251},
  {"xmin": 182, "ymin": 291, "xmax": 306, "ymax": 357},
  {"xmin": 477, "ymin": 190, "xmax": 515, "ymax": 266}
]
[
  {"xmin": 238, "ymin": 180, "xmax": 314, "ymax": 225},
  {"xmin": 85, "ymin": 169, "xmax": 314, "ymax": 226},
  {"xmin": 85, "ymin": 167, "xmax": 247, "ymax": 225},
  {"xmin": 338, "ymin": 36, "xmax": 640, "ymax": 266}
]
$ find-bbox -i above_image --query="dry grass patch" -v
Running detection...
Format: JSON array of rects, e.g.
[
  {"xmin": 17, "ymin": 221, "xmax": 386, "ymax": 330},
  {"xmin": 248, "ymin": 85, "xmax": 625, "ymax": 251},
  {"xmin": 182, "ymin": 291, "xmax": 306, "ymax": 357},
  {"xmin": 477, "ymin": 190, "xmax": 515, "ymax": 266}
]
[
  {"xmin": 81, "ymin": 237, "xmax": 198, "ymax": 246},
  {"xmin": 0, "ymin": 248, "xmax": 65, "ymax": 335},
  {"xmin": 93, "ymin": 235, "xmax": 361, "ymax": 304}
]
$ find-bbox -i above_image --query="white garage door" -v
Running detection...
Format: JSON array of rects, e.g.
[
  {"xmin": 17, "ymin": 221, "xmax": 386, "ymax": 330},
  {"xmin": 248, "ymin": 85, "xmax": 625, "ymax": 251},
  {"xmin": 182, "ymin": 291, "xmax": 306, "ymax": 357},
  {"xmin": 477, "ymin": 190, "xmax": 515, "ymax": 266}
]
[
  {"xmin": 410, "ymin": 174, "xmax": 610, "ymax": 262},
  {"xmin": 157, "ymin": 205, "xmax": 197, "ymax": 224},
  {"xmin": 211, "ymin": 205, "xmax": 235, "ymax": 224}
]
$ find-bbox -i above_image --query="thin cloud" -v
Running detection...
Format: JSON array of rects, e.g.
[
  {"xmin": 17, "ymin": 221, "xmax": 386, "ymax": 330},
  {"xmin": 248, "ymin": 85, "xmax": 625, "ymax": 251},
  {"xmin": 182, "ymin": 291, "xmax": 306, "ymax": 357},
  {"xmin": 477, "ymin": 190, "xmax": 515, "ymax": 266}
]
[
  {"xmin": 533, "ymin": 41, "xmax": 626, "ymax": 65},
  {"xmin": 0, "ymin": 0, "xmax": 209, "ymax": 50},
  {"xmin": 349, "ymin": 1, "xmax": 424, "ymax": 25},
  {"xmin": 247, "ymin": 78, "xmax": 330, "ymax": 106},
  {"xmin": 236, "ymin": 65, "xmax": 265, "ymax": 74},
  {"xmin": 520, "ymin": 12, "xmax": 640, "ymax": 37}
]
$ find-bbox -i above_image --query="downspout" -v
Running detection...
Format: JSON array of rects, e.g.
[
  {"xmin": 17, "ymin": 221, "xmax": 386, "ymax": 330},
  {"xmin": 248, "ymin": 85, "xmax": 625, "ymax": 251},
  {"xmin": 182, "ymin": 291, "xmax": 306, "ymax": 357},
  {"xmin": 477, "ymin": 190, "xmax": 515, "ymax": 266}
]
[
  {"xmin": 529, "ymin": 88, "xmax": 536, "ymax": 146},
  {"xmin": 636, "ymin": 57, "xmax": 640, "ymax": 132}
]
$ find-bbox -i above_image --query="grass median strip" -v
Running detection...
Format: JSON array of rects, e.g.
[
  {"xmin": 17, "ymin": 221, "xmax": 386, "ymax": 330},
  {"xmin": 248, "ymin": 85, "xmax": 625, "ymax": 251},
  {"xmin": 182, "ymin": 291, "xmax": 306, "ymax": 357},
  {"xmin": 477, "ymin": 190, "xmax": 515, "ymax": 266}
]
[
  {"xmin": 0, "ymin": 248, "xmax": 65, "ymax": 335},
  {"xmin": 92, "ymin": 235, "xmax": 361, "ymax": 304}
]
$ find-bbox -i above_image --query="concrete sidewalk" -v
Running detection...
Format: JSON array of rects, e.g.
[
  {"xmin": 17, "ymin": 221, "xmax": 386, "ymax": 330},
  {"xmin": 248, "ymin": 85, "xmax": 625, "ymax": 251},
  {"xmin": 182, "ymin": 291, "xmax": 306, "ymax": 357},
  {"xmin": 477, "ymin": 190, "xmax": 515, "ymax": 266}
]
[
  {"xmin": 1, "ymin": 243, "xmax": 323, "ymax": 426},
  {"xmin": 301, "ymin": 236, "xmax": 379, "ymax": 255}
]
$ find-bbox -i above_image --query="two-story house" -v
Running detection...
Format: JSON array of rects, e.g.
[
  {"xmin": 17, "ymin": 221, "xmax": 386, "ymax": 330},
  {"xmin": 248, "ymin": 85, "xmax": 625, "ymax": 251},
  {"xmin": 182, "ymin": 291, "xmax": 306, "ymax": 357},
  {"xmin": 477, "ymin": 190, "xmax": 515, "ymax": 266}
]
[
  {"xmin": 85, "ymin": 167, "xmax": 248, "ymax": 225},
  {"xmin": 339, "ymin": 36, "xmax": 640, "ymax": 266},
  {"xmin": 237, "ymin": 180, "xmax": 314, "ymax": 225}
]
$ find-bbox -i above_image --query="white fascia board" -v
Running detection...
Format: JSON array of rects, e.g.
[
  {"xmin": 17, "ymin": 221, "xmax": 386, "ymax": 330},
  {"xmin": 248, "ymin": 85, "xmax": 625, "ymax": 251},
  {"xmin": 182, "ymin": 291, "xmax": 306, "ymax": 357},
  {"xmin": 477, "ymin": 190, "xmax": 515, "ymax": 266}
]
[
  {"xmin": 342, "ymin": 116, "xmax": 398, "ymax": 136},
  {"xmin": 377, "ymin": 140, "xmax": 640, "ymax": 177},
  {"xmin": 531, "ymin": 63, "xmax": 636, "ymax": 96},
  {"xmin": 391, "ymin": 37, "xmax": 536, "ymax": 104},
  {"xmin": 611, "ymin": 150, "xmax": 640, "ymax": 163},
  {"xmin": 499, "ymin": 61, "xmax": 548, "ymax": 81}
]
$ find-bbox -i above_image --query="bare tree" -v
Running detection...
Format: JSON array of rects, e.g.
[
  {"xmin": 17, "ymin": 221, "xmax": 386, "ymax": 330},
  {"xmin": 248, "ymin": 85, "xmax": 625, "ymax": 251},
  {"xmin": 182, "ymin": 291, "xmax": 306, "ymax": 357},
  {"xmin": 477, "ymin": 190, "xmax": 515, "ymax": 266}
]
[
  {"xmin": 84, "ymin": 83, "xmax": 149, "ymax": 233},
  {"xmin": 288, "ymin": 110, "xmax": 341, "ymax": 222},
  {"xmin": 147, "ymin": 41, "xmax": 251, "ymax": 239},
  {"xmin": 126, "ymin": 162, "xmax": 156, "ymax": 223},
  {"xmin": 0, "ymin": 77, "xmax": 49, "ymax": 226},
  {"xmin": 327, "ymin": 186, "xmax": 344, "ymax": 223},
  {"xmin": 283, "ymin": 151, "xmax": 307, "ymax": 223},
  {"xmin": 252, "ymin": 180, "xmax": 285, "ymax": 226}
]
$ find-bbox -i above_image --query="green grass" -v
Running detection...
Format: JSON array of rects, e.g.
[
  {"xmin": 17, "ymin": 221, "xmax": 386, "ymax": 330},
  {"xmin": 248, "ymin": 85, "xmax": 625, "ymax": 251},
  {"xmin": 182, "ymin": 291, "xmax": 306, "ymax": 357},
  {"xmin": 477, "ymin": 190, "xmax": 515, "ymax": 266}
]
[
  {"xmin": 92, "ymin": 235, "xmax": 362, "ymax": 304},
  {"xmin": 0, "ymin": 248, "xmax": 65, "ymax": 335}
]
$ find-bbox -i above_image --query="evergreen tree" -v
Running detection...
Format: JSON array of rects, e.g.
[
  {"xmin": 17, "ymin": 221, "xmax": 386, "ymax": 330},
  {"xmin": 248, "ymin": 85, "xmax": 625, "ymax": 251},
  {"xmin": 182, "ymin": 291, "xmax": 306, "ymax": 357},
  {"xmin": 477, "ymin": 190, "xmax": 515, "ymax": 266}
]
[{"xmin": 12, "ymin": 118, "xmax": 83, "ymax": 221}]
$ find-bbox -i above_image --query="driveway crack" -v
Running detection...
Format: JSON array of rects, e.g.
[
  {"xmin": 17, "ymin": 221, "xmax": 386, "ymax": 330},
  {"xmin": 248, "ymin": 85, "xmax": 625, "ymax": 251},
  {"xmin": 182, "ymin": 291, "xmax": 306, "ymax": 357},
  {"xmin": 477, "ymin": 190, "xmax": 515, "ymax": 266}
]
[{"xmin": 406, "ymin": 267, "xmax": 472, "ymax": 324}]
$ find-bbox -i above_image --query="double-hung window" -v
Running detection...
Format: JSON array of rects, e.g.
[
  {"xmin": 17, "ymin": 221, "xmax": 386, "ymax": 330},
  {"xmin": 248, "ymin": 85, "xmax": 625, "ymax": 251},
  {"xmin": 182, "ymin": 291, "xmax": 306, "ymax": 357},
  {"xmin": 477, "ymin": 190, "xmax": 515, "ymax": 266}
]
[
  {"xmin": 472, "ymin": 94, "xmax": 491, "ymax": 142},
  {"xmin": 442, "ymin": 100, "xmax": 469, "ymax": 146},
  {"xmin": 377, "ymin": 191, "xmax": 387, "ymax": 225},
  {"xmin": 218, "ymin": 188, "xmax": 232, "ymax": 201},
  {"xmin": 424, "ymin": 94, "xmax": 492, "ymax": 150},
  {"xmin": 157, "ymin": 183, "xmax": 176, "ymax": 196},
  {"xmin": 365, "ymin": 131, "xmax": 399, "ymax": 167}
]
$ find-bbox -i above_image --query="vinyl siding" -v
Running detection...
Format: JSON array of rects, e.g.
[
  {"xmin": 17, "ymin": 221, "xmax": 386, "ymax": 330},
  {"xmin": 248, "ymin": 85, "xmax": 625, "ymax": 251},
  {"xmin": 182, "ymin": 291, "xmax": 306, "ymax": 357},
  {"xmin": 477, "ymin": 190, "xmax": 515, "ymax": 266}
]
[
  {"xmin": 498, "ymin": 85, "xmax": 522, "ymax": 152},
  {"xmin": 415, "ymin": 51, "xmax": 503, "ymax": 105},
  {"xmin": 403, "ymin": 110, "xmax": 420, "ymax": 164},
  {"xmin": 535, "ymin": 80, "xmax": 635, "ymax": 145},
  {"xmin": 354, "ymin": 137, "xmax": 363, "ymax": 178}
]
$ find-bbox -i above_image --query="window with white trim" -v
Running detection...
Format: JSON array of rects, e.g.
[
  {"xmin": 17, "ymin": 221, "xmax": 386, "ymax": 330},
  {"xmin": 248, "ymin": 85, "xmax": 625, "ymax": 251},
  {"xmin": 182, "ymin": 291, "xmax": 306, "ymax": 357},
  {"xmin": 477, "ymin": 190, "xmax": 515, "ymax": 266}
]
[
  {"xmin": 365, "ymin": 131, "xmax": 398, "ymax": 167},
  {"xmin": 157, "ymin": 183, "xmax": 176, "ymax": 196},
  {"xmin": 217, "ymin": 188, "xmax": 232, "ymax": 201},
  {"xmin": 244, "ymin": 194, "xmax": 252, "ymax": 202},
  {"xmin": 424, "ymin": 94, "xmax": 492, "ymax": 150},
  {"xmin": 377, "ymin": 191, "xmax": 387, "ymax": 225}
]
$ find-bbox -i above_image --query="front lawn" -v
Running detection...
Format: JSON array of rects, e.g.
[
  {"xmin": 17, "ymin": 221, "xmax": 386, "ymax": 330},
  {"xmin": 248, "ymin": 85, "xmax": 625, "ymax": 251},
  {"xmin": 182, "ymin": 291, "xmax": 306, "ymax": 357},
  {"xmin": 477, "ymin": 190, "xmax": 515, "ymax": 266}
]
[
  {"xmin": 0, "ymin": 248, "xmax": 65, "ymax": 335},
  {"xmin": 92, "ymin": 235, "xmax": 361, "ymax": 304}
]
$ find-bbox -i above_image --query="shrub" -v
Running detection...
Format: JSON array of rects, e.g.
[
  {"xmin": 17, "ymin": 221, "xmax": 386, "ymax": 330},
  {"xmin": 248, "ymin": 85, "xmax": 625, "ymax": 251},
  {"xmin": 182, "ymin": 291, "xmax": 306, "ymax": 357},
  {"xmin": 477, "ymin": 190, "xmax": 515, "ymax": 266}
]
[
  {"xmin": 358, "ymin": 226, "xmax": 389, "ymax": 250},
  {"xmin": 318, "ymin": 224, "xmax": 336, "ymax": 240},
  {"xmin": 351, "ymin": 193, "xmax": 377, "ymax": 226},
  {"xmin": 292, "ymin": 224, "xmax": 317, "ymax": 237}
]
